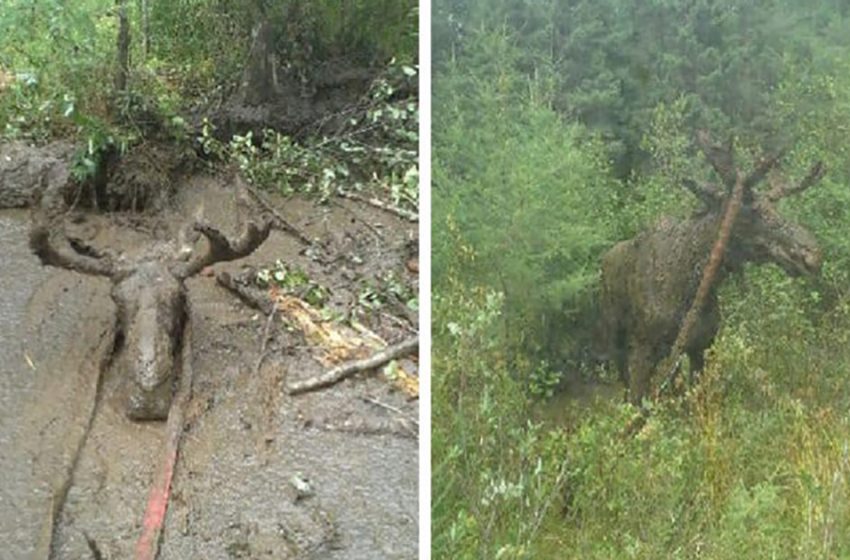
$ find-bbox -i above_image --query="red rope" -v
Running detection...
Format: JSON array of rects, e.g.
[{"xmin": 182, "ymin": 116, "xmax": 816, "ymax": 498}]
[{"xmin": 135, "ymin": 325, "xmax": 194, "ymax": 560}]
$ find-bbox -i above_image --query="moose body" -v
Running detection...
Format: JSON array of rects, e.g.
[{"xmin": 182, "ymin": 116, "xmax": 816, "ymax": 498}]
[
  {"xmin": 30, "ymin": 184, "xmax": 272, "ymax": 420},
  {"xmin": 600, "ymin": 133, "xmax": 824, "ymax": 404}
]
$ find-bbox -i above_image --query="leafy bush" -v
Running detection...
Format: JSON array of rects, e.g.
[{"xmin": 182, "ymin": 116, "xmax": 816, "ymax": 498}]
[
  {"xmin": 200, "ymin": 61, "xmax": 418, "ymax": 208},
  {"xmin": 433, "ymin": 289, "xmax": 571, "ymax": 559},
  {"xmin": 434, "ymin": 28, "xmax": 619, "ymax": 364}
]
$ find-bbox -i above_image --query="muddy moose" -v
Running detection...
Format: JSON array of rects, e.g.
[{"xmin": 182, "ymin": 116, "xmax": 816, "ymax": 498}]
[
  {"xmin": 600, "ymin": 132, "xmax": 825, "ymax": 404},
  {"xmin": 29, "ymin": 184, "xmax": 272, "ymax": 420}
]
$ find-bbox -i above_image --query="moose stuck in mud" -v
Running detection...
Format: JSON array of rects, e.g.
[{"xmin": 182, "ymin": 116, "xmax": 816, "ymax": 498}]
[
  {"xmin": 600, "ymin": 132, "xmax": 825, "ymax": 404},
  {"xmin": 30, "ymin": 184, "xmax": 272, "ymax": 420},
  {"xmin": 29, "ymin": 182, "xmax": 272, "ymax": 420}
]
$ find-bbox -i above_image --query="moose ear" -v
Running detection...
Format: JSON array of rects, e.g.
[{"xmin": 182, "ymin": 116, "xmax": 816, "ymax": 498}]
[{"xmin": 681, "ymin": 178, "xmax": 724, "ymax": 207}]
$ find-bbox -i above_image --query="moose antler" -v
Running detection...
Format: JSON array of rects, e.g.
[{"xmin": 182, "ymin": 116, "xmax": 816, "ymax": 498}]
[
  {"xmin": 175, "ymin": 216, "xmax": 273, "ymax": 278},
  {"xmin": 30, "ymin": 223, "xmax": 116, "ymax": 276},
  {"xmin": 29, "ymin": 179, "xmax": 116, "ymax": 277},
  {"xmin": 696, "ymin": 130, "xmax": 736, "ymax": 188},
  {"xmin": 766, "ymin": 161, "xmax": 826, "ymax": 201}
]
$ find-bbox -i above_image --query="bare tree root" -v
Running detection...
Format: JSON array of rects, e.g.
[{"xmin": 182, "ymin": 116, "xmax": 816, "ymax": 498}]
[{"xmin": 288, "ymin": 336, "xmax": 418, "ymax": 395}]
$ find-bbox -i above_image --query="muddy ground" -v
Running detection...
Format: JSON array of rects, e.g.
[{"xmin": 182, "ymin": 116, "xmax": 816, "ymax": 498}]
[{"xmin": 0, "ymin": 171, "xmax": 418, "ymax": 559}]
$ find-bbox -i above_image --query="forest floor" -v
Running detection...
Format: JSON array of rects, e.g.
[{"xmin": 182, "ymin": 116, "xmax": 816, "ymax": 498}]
[{"xmin": 0, "ymin": 147, "xmax": 418, "ymax": 558}]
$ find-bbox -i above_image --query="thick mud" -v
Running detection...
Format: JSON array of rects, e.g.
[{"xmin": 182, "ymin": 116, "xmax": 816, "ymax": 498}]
[{"xmin": 0, "ymin": 175, "xmax": 418, "ymax": 558}]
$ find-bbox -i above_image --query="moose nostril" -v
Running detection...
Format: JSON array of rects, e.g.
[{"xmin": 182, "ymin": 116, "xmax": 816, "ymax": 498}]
[{"xmin": 806, "ymin": 252, "xmax": 822, "ymax": 271}]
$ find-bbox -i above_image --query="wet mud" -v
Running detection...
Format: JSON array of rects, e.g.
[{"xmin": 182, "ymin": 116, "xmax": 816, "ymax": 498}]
[{"xmin": 0, "ymin": 174, "xmax": 418, "ymax": 558}]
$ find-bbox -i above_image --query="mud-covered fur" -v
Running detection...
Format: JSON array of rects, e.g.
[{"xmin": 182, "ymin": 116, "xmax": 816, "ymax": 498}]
[
  {"xmin": 30, "ymin": 183, "xmax": 271, "ymax": 420},
  {"xmin": 112, "ymin": 262, "xmax": 187, "ymax": 419},
  {"xmin": 600, "ymin": 134, "xmax": 824, "ymax": 404}
]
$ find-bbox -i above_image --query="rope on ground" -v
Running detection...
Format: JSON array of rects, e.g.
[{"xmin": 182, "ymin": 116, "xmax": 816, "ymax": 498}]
[{"xmin": 134, "ymin": 321, "xmax": 195, "ymax": 560}]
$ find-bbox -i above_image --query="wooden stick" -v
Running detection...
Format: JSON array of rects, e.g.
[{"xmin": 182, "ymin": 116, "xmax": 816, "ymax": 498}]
[
  {"xmin": 658, "ymin": 170, "xmax": 747, "ymax": 390},
  {"xmin": 288, "ymin": 336, "xmax": 418, "ymax": 395},
  {"xmin": 134, "ymin": 322, "xmax": 195, "ymax": 560},
  {"xmin": 215, "ymin": 271, "xmax": 276, "ymax": 315},
  {"xmin": 339, "ymin": 191, "xmax": 418, "ymax": 222}
]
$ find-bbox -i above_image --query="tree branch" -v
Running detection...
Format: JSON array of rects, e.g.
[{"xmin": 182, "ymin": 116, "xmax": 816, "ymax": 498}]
[{"xmin": 288, "ymin": 336, "xmax": 419, "ymax": 395}]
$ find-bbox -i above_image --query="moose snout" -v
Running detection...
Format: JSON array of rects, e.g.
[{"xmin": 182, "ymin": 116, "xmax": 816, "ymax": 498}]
[{"xmin": 804, "ymin": 250, "xmax": 822, "ymax": 273}]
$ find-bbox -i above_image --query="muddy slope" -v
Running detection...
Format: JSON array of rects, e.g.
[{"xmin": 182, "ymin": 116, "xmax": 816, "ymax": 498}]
[{"xmin": 0, "ymin": 174, "xmax": 417, "ymax": 559}]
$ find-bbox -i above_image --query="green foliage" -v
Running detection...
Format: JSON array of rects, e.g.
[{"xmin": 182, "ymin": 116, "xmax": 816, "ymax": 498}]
[
  {"xmin": 0, "ymin": 0, "xmax": 418, "ymax": 183},
  {"xmin": 357, "ymin": 271, "xmax": 418, "ymax": 313},
  {"xmin": 434, "ymin": 28, "xmax": 618, "ymax": 361},
  {"xmin": 543, "ymin": 296, "xmax": 850, "ymax": 559},
  {"xmin": 435, "ymin": 0, "xmax": 850, "ymax": 179},
  {"xmin": 255, "ymin": 259, "xmax": 329, "ymax": 308},
  {"xmin": 433, "ymin": 289, "xmax": 571, "ymax": 559},
  {"xmin": 200, "ymin": 61, "xmax": 418, "ymax": 209}
]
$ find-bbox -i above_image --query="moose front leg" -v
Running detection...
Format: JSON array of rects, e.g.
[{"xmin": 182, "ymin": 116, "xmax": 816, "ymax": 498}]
[
  {"xmin": 627, "ymin": 343, "xmax": 655, "ymax": 406},
  {"xmin": 686, "ymin": 349, "xmax": 705, "ymax": 386}
]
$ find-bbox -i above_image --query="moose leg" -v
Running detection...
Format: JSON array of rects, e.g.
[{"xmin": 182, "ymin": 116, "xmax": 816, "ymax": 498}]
[
  {"xmin": 687, "ymin": 349, "xmax": 705, "ymax": 385},
  {"xmin": 627, "ymin": 344, "xmax": 655, "ymax": 406}
]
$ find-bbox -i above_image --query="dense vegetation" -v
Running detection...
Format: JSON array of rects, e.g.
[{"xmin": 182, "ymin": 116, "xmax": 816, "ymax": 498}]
[
  {"xmin": 0, "ymin": 0, "xmax": 418, "ymax": 208},
  {"xmin": 433, "ymin": 1, "xmax": 850, "ymax": 558}
]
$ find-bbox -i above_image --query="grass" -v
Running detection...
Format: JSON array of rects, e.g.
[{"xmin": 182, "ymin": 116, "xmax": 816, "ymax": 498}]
[{"xmin": 432, "ymin": 275, "xmax": 850, "ymax": 559}]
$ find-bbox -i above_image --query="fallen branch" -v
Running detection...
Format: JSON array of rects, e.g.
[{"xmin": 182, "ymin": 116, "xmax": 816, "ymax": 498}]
[
  {"xmin": 215, "ymin": 271, "xmax": 275, "ymax": 315},
  {"xmin": 339, "ymin": 191, "xmax": 418, "ymax": 222},
  {"xmin": 135, "ymin": 321, "xmax": 196, "ymax": 560},
  {"xmin": 288, "ymin": 336, "xmax": 418, "ymax": 395}
]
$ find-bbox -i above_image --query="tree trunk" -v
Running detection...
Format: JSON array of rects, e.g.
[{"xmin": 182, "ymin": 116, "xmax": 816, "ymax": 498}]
[
  {"xmin": 241, "ymin": 20, "xmax": 279, "ymax": 105},
  {"xmin": 115, "ymin": 0, "xmax": 131, "ymax": 94},
  {"xmin": 139, "ymin": 0, "xmax": 150, "ymax": 58}
]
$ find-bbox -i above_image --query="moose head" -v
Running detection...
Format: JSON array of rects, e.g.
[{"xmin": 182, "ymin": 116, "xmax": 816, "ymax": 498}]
[
  {"xmin": 600, "ymin": 131, "xmax": 825, "ymax": 404},
  {"xmin": 30, "ymin": 185, "xmax": 272, "ymax": 420},
  {"xmin": 683, "ymin": 131, "xmax": 825, "ymax": 277}
]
